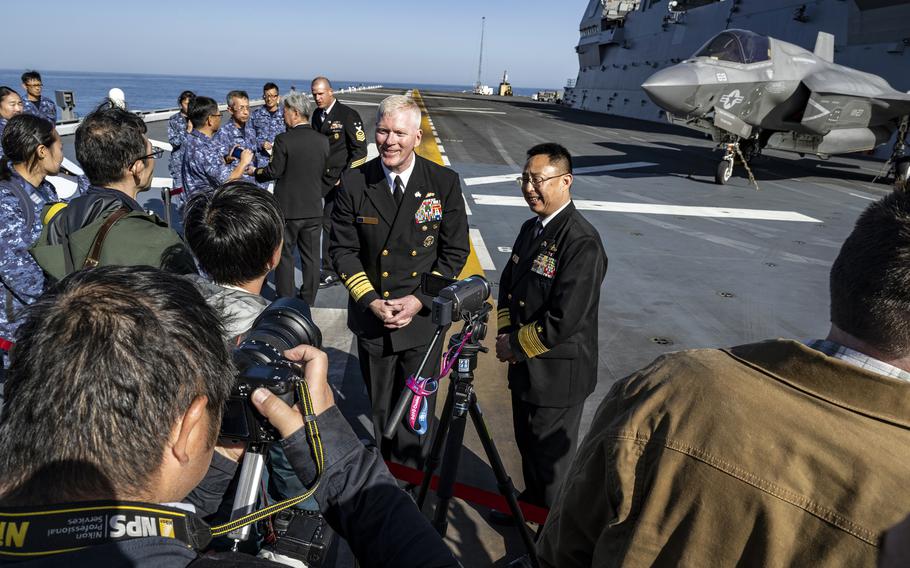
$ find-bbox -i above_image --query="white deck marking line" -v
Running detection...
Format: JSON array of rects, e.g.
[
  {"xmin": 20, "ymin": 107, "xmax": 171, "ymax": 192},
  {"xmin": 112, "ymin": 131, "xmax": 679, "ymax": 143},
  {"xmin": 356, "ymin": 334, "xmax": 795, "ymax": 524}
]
[
  {"xmin": 436, "ymin": 108, "xmax": 507, "ymax": 115},
  {"xmin": 435, "ymin": 136, "xmax": 442, "ymax": 143},
  {"xmin": 464, "ymin": 162, "xmax": 657, "ymax": 186},
  {"xmin": 849, "ymin": 192, "xmax": 876, "ymax": 201},
  {"xmin": 471, "ymin": 195, "xmax": 822, "ymax": 223},
  {"xmin": 462, "ymin": 193, "xmax": 472, "ymax": 215},
  {"xmin": 442, "ymin": 155, "xmax": 451, "ymax": 166},
  {"xmin": 469, "ymin": 228, "xmax": 496, "ymax": 271},
  {"xmin": 497, "ymin": 246, "xmax": 513, "ymax": 253},
  {"xmin": 437, "ymin": 144, "xmax": 446, "ymax": 153}
]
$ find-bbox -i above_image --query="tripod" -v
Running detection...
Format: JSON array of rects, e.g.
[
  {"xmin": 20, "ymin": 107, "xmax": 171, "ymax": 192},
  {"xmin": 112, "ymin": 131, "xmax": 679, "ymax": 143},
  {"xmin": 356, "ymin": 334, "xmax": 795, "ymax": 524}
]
[{"xmin": 415, "ymin": 319, "xmax": 541, "ymax": 568}]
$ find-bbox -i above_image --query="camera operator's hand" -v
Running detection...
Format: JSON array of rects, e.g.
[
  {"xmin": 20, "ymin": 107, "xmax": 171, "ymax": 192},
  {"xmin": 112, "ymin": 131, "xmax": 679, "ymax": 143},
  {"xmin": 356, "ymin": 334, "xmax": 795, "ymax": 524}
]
[
  {"xmin": 496, "ymin": 333, "xmax": 517, "ymax": 364},
  {"xmin": 251, "ymin": 345, "xmax": 334, "ymax": 438},
  {"xmin": 383, "ymin": 295, "xmax": 422, "ymax": 329},
  {"xmin": 214, "ymin": 441, "xmax": 246, "ymax": 463}
]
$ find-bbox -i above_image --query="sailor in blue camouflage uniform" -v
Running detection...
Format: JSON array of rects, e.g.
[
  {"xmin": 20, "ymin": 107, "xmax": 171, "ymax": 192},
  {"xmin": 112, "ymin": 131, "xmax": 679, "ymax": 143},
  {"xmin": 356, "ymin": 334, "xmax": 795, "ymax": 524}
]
[
  {"xmin": 181, "ymin": 96, "xmax": 254, "ymax": 210},
  {"xmin": 0, "ymin": 87, "xmax": 25, "ymax": 161},
  {"xmin": 251, "ymin": 82, "xmax": 285, "ymax": 165},
  {"xmin": 214, "ymin": 90, "xmax": 264, "ymax": 188},
  {"xmin": 0, "ymin": 114, "xmax": 62, "ymax": 352},
  {"xmin": 167, "ymin": 90, "xmax": 195, "ymax": 189},
  {"xmin": 20, "ymin": 71, "xmax": 57, "ymax": 124}
]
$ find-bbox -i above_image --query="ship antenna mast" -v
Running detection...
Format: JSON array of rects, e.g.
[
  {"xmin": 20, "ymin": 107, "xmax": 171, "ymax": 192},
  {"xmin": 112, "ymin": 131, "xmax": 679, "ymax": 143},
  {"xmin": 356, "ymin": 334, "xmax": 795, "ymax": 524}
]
[{"xmin": 475, "ymin": 16, "xmax": 486, "ymax": 89}]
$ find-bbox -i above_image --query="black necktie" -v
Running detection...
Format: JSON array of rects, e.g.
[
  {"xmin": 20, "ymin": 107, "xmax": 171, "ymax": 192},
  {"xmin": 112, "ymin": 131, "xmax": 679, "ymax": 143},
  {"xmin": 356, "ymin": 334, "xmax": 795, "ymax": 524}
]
[
  {"xmin": 393, "ymin": 175, "xmax": 404, "ymax": 206},
  {"xmin": 520, "ymin": 219, "xmax": 544, "ymax": 260}
]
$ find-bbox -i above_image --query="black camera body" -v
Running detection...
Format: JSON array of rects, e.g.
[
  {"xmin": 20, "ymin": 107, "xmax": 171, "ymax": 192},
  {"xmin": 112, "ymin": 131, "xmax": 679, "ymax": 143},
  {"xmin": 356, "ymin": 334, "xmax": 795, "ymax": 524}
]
[
  {"xmin": 220, "ymin": 298, "xmax": 322, "ymax": 444},
  {"xmin": 221, "ymin": 361, "xmax": 301, "ymax": 443}
]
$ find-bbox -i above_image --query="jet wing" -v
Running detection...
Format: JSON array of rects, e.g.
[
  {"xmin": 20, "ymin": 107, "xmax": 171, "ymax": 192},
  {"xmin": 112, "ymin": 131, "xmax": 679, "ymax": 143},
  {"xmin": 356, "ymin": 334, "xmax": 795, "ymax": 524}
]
[{"xmin": 800, "ymin": 70, "xmax": 910, "ymax": 134}]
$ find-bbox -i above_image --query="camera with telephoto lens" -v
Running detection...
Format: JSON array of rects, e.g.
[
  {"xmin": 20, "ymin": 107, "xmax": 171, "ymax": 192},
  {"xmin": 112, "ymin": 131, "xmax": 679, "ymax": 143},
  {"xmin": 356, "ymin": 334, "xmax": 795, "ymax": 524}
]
[
  {"xmin": 422, "ymin": 273, "xmax": 492, "ymax": 326},
  {"xmin": 220, "ymin": 298, "xmax": 322, "ymax": 444}
]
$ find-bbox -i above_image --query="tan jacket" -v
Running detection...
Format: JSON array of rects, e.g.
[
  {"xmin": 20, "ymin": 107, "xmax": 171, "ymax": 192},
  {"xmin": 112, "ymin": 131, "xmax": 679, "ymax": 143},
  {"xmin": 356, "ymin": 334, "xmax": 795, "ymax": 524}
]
[{"xmin": 538, "ymin": 340, "xmax": 910, "ymax": 567}]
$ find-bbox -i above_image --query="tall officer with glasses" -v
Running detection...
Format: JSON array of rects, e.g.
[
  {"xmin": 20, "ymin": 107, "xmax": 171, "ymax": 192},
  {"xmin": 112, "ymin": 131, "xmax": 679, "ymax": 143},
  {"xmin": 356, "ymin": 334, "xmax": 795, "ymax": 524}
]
[
  {"xmin": 251, "ymin": 82, "xmax": 285, "ymax": 165},
  {"xmin": 493, "ymin": 143, "xmax": 608, "ymax": 520}
]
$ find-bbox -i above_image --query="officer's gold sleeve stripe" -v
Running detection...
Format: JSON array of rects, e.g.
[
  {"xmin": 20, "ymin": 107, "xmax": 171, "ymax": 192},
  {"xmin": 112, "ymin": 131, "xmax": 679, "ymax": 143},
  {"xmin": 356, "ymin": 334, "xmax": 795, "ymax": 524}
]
[
  {"xmin": 497, "ymin": 308, "xmax": 511, "ymax": 330},
  {"xmin": 350, "ymin": 157, "xmax": 367, "ymax": 168},
  {"xmin": 518, "ymin": 323, "xmax": 549, "ymax": 358},
  {"xmin": 344, "ymin": 272, "xmax": 368, "ymax": 289},
  {"xmin": 43, "ymin": 202, "xmax": 68, "ymax": 225},
  {"xmin": 343, "ymin": 272, "xmax": 375, "ymax": 301}
]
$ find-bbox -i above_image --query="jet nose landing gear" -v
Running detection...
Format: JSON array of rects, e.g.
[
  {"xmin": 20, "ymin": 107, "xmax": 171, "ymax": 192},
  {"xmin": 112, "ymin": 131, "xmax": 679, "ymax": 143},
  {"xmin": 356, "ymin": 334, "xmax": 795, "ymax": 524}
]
[{"xmin": 715, "ymin": 139, "xmax": 760, "ymax": 190}]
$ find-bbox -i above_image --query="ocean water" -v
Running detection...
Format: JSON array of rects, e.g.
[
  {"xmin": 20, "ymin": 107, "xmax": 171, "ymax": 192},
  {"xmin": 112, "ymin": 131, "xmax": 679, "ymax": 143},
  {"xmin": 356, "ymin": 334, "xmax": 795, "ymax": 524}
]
[{"xmin": 0, "ymin": 70, "xmax": 552, "ymax": 117}]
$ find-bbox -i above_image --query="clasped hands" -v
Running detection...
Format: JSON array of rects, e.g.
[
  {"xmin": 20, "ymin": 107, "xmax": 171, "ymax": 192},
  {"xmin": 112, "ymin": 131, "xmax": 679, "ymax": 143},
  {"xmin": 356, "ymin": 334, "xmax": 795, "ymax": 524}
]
[{"xmin": 369, "ymin": 295, "xmax": 423, "ymax": 329}]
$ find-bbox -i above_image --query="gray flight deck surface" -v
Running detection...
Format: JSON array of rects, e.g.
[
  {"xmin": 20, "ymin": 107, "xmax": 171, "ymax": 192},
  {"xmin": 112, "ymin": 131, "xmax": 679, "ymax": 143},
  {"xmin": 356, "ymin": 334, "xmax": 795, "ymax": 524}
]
[{"xmin": 58, "ymin": 88, "xmax": 891, "ymax": 566}]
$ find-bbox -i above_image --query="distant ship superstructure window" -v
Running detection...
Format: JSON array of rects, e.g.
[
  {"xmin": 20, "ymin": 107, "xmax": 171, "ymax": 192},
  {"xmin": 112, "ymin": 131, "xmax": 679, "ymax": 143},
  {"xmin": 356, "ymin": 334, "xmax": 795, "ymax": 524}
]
[{"xmin": 695, "ymin": 29, "xmax": 771, "ymax": 64}]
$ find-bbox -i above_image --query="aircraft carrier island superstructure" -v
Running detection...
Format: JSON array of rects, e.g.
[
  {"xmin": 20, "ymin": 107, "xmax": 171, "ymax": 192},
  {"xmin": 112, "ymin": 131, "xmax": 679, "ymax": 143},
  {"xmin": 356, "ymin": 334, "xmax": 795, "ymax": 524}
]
[{"xmin": 567, "ymin": 0, "xmax": 910, "ymax": 122}]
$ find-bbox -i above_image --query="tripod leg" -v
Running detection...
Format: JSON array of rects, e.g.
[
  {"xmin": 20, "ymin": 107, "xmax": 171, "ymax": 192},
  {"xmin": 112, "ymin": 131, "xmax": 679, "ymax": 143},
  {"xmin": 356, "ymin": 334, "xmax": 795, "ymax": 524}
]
[
  {"xmin": 417, "ymin": 380, "xmax": 456, "ymax": 509},
  {"xmin": 468, "ymin": 400, "xmax": 540, "ymax": 568},
  {"xmin": 431, "ymin": 402, "xmax": 469, "ymax": 537}
]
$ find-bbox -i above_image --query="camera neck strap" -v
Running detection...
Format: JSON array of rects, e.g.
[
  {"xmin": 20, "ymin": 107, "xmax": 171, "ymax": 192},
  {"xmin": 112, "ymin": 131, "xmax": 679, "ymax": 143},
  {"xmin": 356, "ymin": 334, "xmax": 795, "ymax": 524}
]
[
  {"xmin": 0, "ymin": 501, "xmax": 213, "ymax": 558},
  {"xmin": 0, "ymin": 382, "xmax": 328, "ymax": 560},
  {"xmin": 208, "ymin": 380, "xmax": 325, "ymax": 538}
]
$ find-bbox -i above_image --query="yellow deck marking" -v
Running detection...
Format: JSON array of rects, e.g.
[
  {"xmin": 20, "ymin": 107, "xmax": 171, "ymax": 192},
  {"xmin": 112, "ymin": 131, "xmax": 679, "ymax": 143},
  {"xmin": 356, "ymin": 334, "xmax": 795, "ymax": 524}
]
[{"xmin": 411, "ymin": 89, "xmax": 484, "ymax": 280}]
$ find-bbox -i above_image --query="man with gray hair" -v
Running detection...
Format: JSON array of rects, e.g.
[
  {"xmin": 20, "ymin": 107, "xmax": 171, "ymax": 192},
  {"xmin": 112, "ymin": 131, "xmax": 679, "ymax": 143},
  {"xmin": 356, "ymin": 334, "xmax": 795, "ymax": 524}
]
[
  {"xmin": 254, "ymin": 91, "xmax": 329, "ymax": 304},
  {"xmin": 330, "ymin": 95, "xmax": 469, "ymax": 470}
]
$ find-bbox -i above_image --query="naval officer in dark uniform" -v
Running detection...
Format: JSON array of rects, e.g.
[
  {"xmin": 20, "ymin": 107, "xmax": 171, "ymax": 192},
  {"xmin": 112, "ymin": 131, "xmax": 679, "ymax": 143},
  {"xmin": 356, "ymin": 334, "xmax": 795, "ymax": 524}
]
[
  {"xmin": 495, "ymin": 143, "xmax": 608, "ymax": 514},
  {"xmin": 312, "ymin": 76, "xmax": 368, "ymax": 288},
  {"xmin": 330, "ymin": 95, "xmax": 469, "ymax": 468}
]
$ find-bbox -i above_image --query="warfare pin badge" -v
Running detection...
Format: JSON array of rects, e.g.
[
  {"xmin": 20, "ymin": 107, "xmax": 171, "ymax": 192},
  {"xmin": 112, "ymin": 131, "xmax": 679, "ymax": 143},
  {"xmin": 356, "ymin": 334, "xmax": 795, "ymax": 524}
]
[{"xmin": 423, "ymin": 235, "xmax": 435, "ymax": 247}]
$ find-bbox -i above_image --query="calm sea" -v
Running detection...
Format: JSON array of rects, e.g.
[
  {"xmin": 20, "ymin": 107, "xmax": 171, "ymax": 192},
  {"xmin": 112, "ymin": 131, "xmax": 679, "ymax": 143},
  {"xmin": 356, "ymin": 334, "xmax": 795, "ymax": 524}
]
[{"xmin": 0, "ymin": 70, "xmax": 552, "ymax": 117}]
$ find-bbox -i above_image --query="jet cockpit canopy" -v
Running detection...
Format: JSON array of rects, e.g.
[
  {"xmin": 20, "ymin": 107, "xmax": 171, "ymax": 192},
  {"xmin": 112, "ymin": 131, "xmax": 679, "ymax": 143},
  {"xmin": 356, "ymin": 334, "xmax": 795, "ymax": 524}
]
[{"xmin": 694, "ymin": 29, "xmax": 771, "ymax": 64}]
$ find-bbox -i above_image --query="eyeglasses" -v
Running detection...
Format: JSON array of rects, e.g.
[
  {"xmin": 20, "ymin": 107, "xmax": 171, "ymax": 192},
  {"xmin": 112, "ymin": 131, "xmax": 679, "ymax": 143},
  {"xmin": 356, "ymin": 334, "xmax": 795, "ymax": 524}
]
[
  {"xmin": 136, "ymin": 147, "xmax": 165, "ymax": 162},
  {"xmin": 516, "ymin": 172, "xmax": 569, "ymax": 189},
  {"xmin": 24, "ymin": 83, "xmax": 42, "ymax": 88},
  {"xmin": 264, "ymin": 93, "xmax": 280, "ymax": 99}
]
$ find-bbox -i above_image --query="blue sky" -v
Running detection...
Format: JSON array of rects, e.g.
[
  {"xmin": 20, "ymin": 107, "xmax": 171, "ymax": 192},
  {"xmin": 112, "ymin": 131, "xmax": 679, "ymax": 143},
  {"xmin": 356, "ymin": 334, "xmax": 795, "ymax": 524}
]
[{"xmin": 6, "ymin": 0, "xmax": 583, "ymax": 89}]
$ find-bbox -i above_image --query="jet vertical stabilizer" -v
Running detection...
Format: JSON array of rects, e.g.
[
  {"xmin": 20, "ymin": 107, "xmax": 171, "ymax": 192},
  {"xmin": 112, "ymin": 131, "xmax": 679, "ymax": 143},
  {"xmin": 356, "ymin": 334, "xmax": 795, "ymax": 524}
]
[{"xmin": 814, "ymin": 32, "xmax": 835, "ymax": 63}]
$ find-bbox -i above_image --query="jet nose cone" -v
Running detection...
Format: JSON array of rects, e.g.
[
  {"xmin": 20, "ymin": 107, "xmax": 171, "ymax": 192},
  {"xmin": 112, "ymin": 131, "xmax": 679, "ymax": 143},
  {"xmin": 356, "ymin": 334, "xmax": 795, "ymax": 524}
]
[{"xmin": 642, "ymin": 66, "xmax": 700, "ymax": 115}]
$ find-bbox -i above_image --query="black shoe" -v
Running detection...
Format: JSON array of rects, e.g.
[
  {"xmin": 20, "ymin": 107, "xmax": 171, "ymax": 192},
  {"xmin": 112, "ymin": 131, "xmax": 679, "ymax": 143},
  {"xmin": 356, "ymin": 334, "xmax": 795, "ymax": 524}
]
[
  {"xmin": 487, "ymin": 509, "xmax": 516, "ymax": 526},
  {"xmin": 319, "ymin": 273, "xmax": 339, "ymax": 289}
]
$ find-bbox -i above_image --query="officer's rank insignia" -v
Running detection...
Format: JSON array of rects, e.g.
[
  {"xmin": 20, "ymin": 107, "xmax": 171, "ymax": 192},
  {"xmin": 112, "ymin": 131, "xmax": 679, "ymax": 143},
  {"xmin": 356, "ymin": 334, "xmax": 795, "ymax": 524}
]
[
  {"xmin": 531, "ymin": 252, "xmax": 557, "ymax": 278},
  {"xmin": 423, "ymin": 235, "xmax": 435, "ymax": 247},
  {"xmin": 549, "ymin": 244, "xmax": 557, "ymax": 252},
  {"xmin": 414, "ymin": 191, "xmax": 421, "ymax": 198},
  {"xmin": 415, "ymin": 197, "xmax": 443, "ymax": 224},
  {"xmin": 355, "ymin": 124, "xmax": 366, "ymax": 142}
]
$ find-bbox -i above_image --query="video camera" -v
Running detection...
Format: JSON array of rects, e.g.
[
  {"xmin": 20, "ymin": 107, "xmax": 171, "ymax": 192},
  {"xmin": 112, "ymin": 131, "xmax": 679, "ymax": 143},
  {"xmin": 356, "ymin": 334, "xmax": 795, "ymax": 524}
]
[
  {"xmin": 220, "ymin": 298, "xmax": 322, "ymax": 443},
  {"xmin": 422, "ymin": 273, "xmax": 492, "ymax": 326}
]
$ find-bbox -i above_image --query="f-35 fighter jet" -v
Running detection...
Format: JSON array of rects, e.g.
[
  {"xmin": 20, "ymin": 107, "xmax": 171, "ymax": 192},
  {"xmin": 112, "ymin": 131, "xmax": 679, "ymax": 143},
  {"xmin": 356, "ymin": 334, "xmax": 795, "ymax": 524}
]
[{"xmin": 642, "ymin": 29, "xmax": 910, "ymax": 185}]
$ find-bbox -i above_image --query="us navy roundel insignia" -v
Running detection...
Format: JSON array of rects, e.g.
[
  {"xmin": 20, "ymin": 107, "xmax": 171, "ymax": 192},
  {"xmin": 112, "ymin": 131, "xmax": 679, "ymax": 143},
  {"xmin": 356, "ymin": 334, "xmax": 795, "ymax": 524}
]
[{"xmin": 423, "ymin": 235, "xmax": 435, "ymax": 247}]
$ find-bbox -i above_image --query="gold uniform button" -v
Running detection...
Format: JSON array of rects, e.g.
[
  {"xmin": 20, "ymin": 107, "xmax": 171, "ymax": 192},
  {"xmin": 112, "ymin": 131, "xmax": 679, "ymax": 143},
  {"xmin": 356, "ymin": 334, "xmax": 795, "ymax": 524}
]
[
  {"xmin": 411, "ymin": 271, "xmax": 418, "ymax": 277},
  {"xmin": 382, "ymin": 249, "xmax": 389, "ymax": 256},
  {"xmin": 382, "ymin": 271, "xmax": 389, "ymax": 278},
  {"xmin": 507, "ymin": 294, "xmax": 512, "ymax": 300},
  {"xmin": 519, "ymin": 300, "xmax": 525, "ymax": 307},
  {"xmin": 383, "ymin": 291, "xmax": 390, "ymax": 298},
  {"xmin": 410, "ymin": 250, "xmax": 417, "ymax": 257},
  {"xmin": 422, "ymin": 225, "xmax": 428, "ymax": 232}
]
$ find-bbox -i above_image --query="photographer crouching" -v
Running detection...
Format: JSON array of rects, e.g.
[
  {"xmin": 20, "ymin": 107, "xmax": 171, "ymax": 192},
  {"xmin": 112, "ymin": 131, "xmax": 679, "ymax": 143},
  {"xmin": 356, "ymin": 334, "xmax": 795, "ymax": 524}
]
[{"xmin": 0, "ymin": 266, "xmax": 457, "ymax": 567}]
